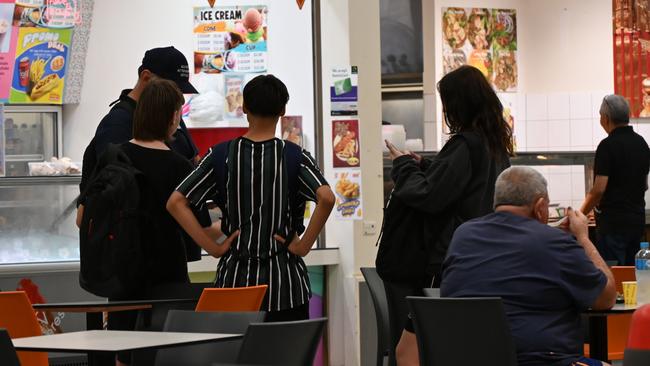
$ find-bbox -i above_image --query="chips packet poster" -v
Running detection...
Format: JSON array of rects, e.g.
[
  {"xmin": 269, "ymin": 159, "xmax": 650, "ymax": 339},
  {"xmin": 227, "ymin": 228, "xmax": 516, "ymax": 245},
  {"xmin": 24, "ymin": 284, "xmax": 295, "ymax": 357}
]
[
  {"xmin": 333, "ymin": 170, "xmax": 363, "ymax": 220},
  {"xmin": 10, "ymin": 27, "xmax": 71, "ymax": 103}
]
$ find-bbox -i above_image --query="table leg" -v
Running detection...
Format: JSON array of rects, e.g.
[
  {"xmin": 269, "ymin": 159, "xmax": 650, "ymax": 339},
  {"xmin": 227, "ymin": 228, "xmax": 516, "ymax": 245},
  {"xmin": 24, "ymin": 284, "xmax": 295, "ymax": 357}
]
[
  {"xmin": 86, "ymin": 313, "xmax": 113, "ymax": 366},
  {"xmin": 588, "ymin": 315, "xmax": 609, "ymax": 363}
]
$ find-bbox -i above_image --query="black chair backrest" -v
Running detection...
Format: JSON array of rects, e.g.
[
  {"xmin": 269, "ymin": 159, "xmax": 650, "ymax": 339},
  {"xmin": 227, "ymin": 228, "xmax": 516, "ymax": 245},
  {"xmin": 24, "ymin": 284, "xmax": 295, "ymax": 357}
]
[
  {"xmin": 360, "ymin": 267, "xmax": 391, "ymax": 366},
  {"xmin": 407, "ymin": 297, "xmax": 517, "ymax": 366},
  {"xmin": 236, "ymin": 318, "xmax": 327, "ymax": 366},
  {"xmin": 154, "ymin": 310, "xmax": 266, "ymax": 366},
  {"xmin": 383, "ymin": 280, "xmax": 415, "ymax": 364},
  {"xmin": 624, "ymin": 349, "xmax": 650, "ymax": 366},
  {"xmin": 0, "ymin": 328, "xmax": 20, "ymax": 366}
]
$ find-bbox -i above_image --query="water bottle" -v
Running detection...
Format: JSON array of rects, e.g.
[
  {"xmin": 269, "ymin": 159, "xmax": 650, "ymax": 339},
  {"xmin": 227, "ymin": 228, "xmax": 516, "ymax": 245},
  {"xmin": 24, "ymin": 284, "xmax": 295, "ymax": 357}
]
[{"xmin": 636, "ymin": 242, "xmax": 650, "ymax": 305}]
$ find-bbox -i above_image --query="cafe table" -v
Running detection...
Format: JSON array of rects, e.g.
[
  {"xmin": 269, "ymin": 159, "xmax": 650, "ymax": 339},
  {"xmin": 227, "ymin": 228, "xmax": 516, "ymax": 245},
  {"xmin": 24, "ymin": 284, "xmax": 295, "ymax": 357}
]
[
  {"xmin": 13, "ymin": 330, "xmax": 241, "ymax": 364},
  {"xmin": 584, "ymin": 303, "xmax": 637, "ymax": 362}
]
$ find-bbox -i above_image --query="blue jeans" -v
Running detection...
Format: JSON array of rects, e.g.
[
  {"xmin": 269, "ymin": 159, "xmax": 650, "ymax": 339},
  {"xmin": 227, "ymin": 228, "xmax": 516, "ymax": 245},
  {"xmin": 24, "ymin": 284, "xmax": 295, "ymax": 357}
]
[{"xmin": 596, "ymin": 232, "xmax": 642, "ymax": 266}]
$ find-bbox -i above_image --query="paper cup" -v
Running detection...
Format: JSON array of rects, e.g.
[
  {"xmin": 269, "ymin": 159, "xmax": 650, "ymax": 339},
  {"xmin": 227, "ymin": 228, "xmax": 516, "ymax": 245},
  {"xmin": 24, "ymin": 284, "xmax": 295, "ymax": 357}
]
[{"xmin": 622, "ymin": 281, "xmax": 637, "ymax": 305}]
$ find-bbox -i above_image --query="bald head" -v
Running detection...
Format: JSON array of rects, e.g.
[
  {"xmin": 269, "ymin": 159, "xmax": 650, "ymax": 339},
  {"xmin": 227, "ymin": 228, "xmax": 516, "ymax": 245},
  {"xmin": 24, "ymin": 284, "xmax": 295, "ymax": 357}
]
[{"xmin": 494, "ymin": 166, "xmax": 548, "ymax": 209}]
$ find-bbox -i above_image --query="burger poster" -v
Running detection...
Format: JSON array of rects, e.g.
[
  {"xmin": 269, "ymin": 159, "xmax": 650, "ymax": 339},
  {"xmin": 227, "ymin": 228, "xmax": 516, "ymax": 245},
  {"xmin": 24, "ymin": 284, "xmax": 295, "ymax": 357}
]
[
  {"xmin": 332, "ymin": 119, "xmax": 360, "ymax": 168},
  {"xmin": 441, "ymin": 7, "xmax": 517, "ymax": 92},
  {"xmin": 9, "ymin": 27, "xmax": 70, "ymax": 104}
]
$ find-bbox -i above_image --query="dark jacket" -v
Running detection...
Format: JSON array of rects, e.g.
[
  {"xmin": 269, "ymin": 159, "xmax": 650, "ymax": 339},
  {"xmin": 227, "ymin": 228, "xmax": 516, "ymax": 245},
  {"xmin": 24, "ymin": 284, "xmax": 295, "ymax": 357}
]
[{"xmin": 376, "ymin": 132, "xmax": 510, "ymax": 284}]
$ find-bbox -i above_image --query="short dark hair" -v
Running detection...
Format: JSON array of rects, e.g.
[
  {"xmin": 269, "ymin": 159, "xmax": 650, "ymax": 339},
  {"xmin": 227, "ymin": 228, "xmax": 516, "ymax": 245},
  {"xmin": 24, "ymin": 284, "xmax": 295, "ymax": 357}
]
[
  {"xmin": 133, "ymin": 79, "xmax": 183, "ymax": 141},
  {"xmin": 243, "ymin": 74, "xmax": 289, "ymax": 117}
]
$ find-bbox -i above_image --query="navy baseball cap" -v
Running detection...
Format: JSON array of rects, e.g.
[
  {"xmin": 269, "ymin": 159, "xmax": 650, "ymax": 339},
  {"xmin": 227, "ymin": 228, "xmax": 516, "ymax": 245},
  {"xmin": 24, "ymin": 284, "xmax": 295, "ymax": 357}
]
[{"xmin": 140, "ymin": 46, "xmax": 198, "ymax": 94}]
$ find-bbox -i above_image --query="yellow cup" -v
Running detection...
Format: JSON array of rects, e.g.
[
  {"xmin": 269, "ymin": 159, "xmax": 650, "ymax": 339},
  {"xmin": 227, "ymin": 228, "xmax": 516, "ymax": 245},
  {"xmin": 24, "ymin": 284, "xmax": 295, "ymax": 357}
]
[{"xmin": 622, "ymin": 281, "xmax": 638, "ymax": 305}]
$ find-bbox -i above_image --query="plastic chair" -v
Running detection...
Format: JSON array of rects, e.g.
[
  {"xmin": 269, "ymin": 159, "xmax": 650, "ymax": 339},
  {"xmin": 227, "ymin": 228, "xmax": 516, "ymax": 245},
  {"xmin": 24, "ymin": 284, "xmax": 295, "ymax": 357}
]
[
  {"xmin": 627, "ymin": 304, "xmax": 650, "ymax": 349},
  {"xmin": 0, "ymin": 291, "xmax": 48, "ymax": 366},
  {"xmin": 407, "ymin": 297, "xmax": 517, "ymax": 366},
  {"xmin": 154, "ymin": 310, "xmax": 266, "ymax": 366},
  {"xmin": 360, "ymin": 267, "xmax": 391, "ymax": 366},
  {"xmin": 234, "ymin": 318, "xmax": 327, "ymax": 366},
  {"xmin": 584, "ymin": 266, "xmax": 635, "ymax": 360},
  {"xmin": 196, "ymin": 285, "xmax": 268, "ymax": 312},
  {"xmin": 383, "ymin": 280, "xmax": 415, "ymax": 365},
  {"xmin": 624, "ymin": 349, "xmax": 650, "ymax": 365},
  {"xmin": 0, "ymin": 328, "xmax": 20, "ymax": 366},
  {"xmin": 422, "ymin": 288, "xmax": 440, "ymax": 298}
]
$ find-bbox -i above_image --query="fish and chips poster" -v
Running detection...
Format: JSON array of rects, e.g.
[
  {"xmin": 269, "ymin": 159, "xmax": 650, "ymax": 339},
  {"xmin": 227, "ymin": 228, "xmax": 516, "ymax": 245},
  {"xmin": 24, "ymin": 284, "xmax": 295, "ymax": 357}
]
[
  {"xmin": 10, "ymin": 26, "xmax": 70, "ymax": 103},
  {"xmin": 333, "ymin": 170, "xmax": 363, "ymax": 220},
  {"xmin": 442, "ymin": 7, "xmax": 517, "ymax": 92},
  {"xmin": 188, "ymin": 5, "xmax": 267, "ymax": 126},
  {"xmin": 332, "ymin": 119, "xmax": 360, "ymax": 168}
]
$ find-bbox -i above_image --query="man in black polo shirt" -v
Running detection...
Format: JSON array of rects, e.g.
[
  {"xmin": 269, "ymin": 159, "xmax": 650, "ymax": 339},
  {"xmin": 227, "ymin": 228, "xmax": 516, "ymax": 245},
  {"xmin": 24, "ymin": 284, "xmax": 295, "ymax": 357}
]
[
  {"xmin": 581, "ymin": 94, "xmax": 650, "ymax": 265},
  {"xmin": 80, "ymin": 46, "xmax": 200, "ymax": 194}
]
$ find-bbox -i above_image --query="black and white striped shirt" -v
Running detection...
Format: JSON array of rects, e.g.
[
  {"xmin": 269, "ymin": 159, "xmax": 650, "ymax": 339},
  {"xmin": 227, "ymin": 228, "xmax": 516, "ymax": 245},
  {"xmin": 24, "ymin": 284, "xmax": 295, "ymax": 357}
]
[{"xmin": 176, "ymin": 137, "xmax": 328, "ymax": 311}]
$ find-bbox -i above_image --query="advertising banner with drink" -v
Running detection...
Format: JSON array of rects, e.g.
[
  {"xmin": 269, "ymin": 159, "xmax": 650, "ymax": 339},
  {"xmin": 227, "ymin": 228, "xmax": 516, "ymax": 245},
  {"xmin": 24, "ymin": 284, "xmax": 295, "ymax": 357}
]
[
  {"xmin": 0, "ymin": 0, "xmax": 17, "ymax": 101},
  {"xmin": 10, "ymin": 27, "xmax": 70, "ymax": 104}
]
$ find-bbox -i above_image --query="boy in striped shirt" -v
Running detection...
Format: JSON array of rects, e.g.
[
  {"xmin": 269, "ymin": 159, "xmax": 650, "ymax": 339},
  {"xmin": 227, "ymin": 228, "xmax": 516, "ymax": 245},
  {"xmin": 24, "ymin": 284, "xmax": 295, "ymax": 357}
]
[{"xmin": 167, "ymin": 75, "xmax": 335, "ymax": 321}]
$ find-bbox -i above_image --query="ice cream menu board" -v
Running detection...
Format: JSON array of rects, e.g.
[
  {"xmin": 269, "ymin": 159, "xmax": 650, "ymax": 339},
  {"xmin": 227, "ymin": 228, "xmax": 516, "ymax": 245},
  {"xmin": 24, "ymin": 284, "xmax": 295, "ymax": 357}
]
[
  {"xmin": 9, "ymin": 26, "xmax": 70, "ymax": 103},
  {"xmin": 188, "ymin": 5, "xmax": 268, "ymax": 126},
  {"xmin": 442, "ymin": 7, "xmax": 517, "ymax": 92},
  {"xmin": 332, "ymin": 119, "xmax": 360, "ymax": 168}
]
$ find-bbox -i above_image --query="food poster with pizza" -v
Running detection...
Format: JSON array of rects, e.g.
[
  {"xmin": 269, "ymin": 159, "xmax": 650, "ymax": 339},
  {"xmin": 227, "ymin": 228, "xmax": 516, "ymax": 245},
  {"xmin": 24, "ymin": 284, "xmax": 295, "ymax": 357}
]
[
  {"xmin": 281, "ymin": 115, "xmax": 303, "ymax": 147},
  {"xmin": 188, "ymin": 5, "xmax": 267, "ymax": 126},
  {"xmin": 332, "ymin": 119, "xmax": 360, "ymax": 168},
  {"xmin": 442, "ymin": 7, "xmax": 517, "ymax": 92},
  {"xmin": 330, "ymin": 66, "xmax": 358, "ymax": 116},
  {"xmin": 0, "ymin": 1, "xmax": 17, "ymax": 101},
  {"xmin": 333, "ymin": 170, "xmax": 362, "ymax": 220},
  {"xmin": 10, "ymin": 27, "xmax": 70, "ymax": 104}
]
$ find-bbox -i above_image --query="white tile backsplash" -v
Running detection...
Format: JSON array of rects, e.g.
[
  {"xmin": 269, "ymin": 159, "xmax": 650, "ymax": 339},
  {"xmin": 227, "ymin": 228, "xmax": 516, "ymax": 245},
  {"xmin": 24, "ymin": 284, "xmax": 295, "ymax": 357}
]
[
  {"xmin": 517, "ymin": 93, "xmax": 527, "ymax": 124},
  {"xmin": 593, "ymin": 123, "xmax": 607, "ymax": 147},
  {"xmin": 570, "ymin": 92, "xmax": 592, "ymax": 120},
  {"xmin": 591, "ymin": 91, "xmax": 610, "ymax": 119},
  {"xmin": 548, "ymin": 120, "xmax": 571, "ymax": 149},
  {"xmin": 527, "ymin": 121, "xmax": 549, "ymax": 148},
  {"xmin": 548, "ymin": 93, "xmax": 570, "ymax": 120},
  {"xmin": 570, "ymin": 119, "xmax": 593, "ymax": 147},
  {"xmin": 514, "ymin": 119, "xmax": 527, "ymax": 151},
  {"xmin": 526, "ymin": 94, "xmax": 548, "ymax": 121},
  {"xmin": 635, "ymin": 123, "xmax": 650, "ymax": 142}
]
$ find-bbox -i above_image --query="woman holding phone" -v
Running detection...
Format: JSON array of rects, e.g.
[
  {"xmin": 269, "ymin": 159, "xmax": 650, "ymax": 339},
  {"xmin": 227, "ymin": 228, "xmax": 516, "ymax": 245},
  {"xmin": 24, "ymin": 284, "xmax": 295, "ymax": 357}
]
[{"xmin": 376, "ymin": 65, "xmax": 513, "ymax": 366}]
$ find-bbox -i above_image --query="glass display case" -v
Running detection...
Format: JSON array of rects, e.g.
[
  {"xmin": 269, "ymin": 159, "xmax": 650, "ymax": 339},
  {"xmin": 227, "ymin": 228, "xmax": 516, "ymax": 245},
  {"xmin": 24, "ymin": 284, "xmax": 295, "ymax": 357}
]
[{"xmin": 0, "ymin": 105, "xmax": 80, "ymax": 268}]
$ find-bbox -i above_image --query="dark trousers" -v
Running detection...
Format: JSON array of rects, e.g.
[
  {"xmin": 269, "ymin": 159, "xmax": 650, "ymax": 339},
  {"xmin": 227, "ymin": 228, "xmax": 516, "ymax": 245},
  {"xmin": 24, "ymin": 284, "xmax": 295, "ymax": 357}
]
[
  {"xmin": 596, "ymin": 231, "xmax": 643, "ymax": 266},
  {"xmin": 265, "ymin": 302, "xmax": 310, "ymax": 322}
]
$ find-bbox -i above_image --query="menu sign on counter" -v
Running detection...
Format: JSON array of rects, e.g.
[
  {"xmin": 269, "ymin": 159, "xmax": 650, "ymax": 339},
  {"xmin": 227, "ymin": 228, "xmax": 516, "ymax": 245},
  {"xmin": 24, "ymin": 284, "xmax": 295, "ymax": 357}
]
[{"xmin": 9, "ymin": 27, "xmax": 70, "ymax": 103}]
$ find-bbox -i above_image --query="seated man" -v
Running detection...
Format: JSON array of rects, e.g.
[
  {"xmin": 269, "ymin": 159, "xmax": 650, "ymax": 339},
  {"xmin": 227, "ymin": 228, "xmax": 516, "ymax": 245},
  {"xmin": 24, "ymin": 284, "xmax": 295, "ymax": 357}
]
[{"xmin": 441, "ymin": 166, "xmax": 616, "ymax": 366}]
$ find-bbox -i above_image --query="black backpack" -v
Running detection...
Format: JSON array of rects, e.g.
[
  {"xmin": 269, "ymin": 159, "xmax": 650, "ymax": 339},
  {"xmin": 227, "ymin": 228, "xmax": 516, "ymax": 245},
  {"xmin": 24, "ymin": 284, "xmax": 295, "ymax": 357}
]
[
  {"xmin": 211, "ymin": 139, "xmax": 305, "ymax": 243},
  {"xmin": 78, "ymin": 144, "xmax": 149, "ymax": 298}
]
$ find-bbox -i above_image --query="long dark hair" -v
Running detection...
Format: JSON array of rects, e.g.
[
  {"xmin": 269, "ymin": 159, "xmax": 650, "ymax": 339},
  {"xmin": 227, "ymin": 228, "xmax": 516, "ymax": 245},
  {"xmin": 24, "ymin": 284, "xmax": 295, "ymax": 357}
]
[{"xmin": 437, "ymin": 66, "xmax": 514, "ymax": 156}]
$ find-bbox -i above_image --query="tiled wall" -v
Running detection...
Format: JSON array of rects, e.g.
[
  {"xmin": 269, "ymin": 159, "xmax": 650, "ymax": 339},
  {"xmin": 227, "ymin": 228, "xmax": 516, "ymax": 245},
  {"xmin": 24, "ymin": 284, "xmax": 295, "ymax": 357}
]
[{"xmin": 507, "ymin": 91, "xmax": 650, "ymax": 210}]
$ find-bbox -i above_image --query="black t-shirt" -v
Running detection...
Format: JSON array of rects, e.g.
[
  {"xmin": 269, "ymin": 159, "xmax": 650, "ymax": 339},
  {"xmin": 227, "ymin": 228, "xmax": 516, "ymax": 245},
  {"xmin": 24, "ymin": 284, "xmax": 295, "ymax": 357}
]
[
  {"xmin": 441, "ymin": 212, "xmax": 606, "ymax": 366},
  {"xmin": 121, "ymin": 142, "xmax": 194, "ymax": 285},
  {"xmin": 594, "ymin": 125, "xmax": 650, "ymax": 234}
]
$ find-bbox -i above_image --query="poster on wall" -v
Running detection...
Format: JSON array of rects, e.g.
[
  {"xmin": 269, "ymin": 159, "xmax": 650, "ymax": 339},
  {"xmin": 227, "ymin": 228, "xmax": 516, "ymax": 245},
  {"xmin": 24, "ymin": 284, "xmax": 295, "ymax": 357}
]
[
  {"xmin": 0, "ymin": 1, "xmax": 16, "ymax": 101},
  {"xmin": 613, "ymin": 0, "xmax": 650, "ymax": 117},
  {"xmin": 330, "ymin": 66, "xmax": 358, "ymax": 116},
  {"xmin": 442, "ymin": 7, "xmax": 517, "ymax": 92},
  {"xmin": 333, "ymin": 170, "xmax": 362, "ymax": 220},
  {"xmin": 332, "ymin": 119, "xmax": 360, "ymax": 168},
  {"xmin": 9, "ymin": 27, "xmax": 70, "ymax": 104},
  {"xmin": 188, "ymin": 5, "xmax": 268, "ymax": 126},
  {"xmin": 281, "ymin": 115, "xmax": 303, "ymax": 147}
]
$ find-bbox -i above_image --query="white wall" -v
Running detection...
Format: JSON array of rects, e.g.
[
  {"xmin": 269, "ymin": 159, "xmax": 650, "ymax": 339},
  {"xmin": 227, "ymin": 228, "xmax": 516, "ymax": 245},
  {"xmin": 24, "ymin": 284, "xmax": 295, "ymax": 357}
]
[
  {"xmin": 428, "ymin": 0, "xmax": 614, "ymax": 150},
  {"xmin": 62, "ymin": 0, "xmax": 314, "ymax": 159}
]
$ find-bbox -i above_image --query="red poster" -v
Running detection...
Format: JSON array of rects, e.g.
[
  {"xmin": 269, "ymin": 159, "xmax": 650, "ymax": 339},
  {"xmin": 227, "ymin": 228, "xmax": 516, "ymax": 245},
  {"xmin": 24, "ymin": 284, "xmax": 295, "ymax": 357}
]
[
  {"xmin": 332, "ymin": 119, "xmax": 360, "ymax": 168},
  {"xmin": 0, "ymin": 0, "xmax": 17, "ymax": 101}
]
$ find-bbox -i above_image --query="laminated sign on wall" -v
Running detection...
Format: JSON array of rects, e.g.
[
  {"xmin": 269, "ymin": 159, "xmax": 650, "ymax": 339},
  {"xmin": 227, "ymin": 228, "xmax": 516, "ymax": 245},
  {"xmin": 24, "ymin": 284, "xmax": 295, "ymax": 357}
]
[
  {"xmin": 188, "ymin": 5, "xmax": 268, "ymax": 126},
  {"xmin": 330, "ymin": 66, "xmax": 358, "ymax": 116},
  {"xmin": 333, "ymin": 169, "xmax": 362, "ymax": 220}
]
